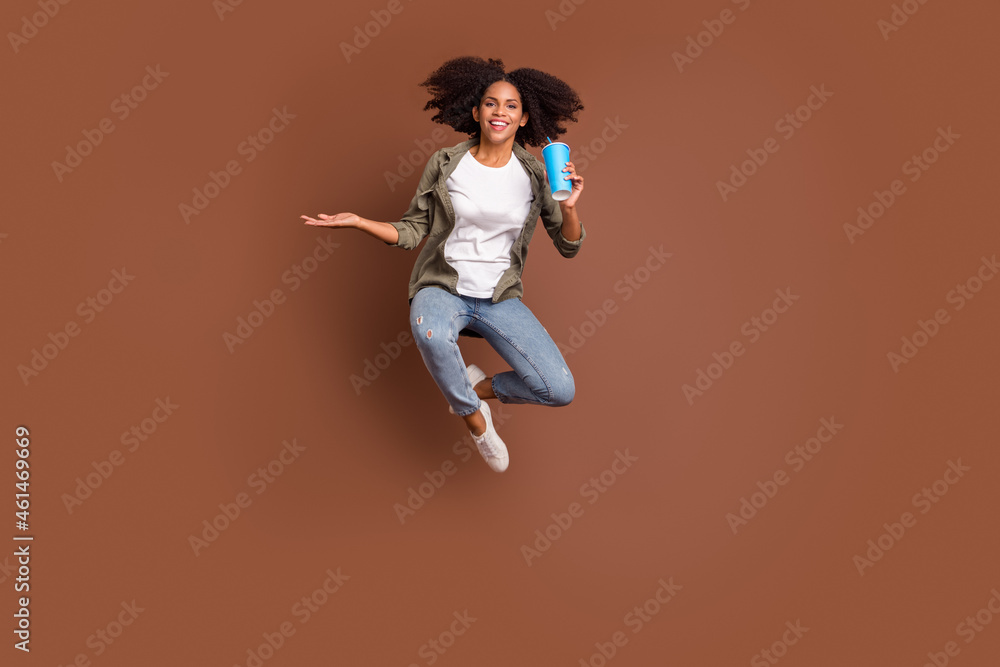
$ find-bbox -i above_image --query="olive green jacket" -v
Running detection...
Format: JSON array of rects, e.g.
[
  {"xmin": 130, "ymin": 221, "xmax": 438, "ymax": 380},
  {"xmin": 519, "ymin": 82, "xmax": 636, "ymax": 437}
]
[{"xmin": 386, "ymin": 138, "xmax": 586, "ymax": 336}]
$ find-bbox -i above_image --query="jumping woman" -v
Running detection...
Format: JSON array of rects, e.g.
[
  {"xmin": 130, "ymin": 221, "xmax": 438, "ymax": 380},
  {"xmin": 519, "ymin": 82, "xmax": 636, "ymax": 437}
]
[{"xmin": 301, "ymin": 56, "xmax": 587, "ymax": 473}]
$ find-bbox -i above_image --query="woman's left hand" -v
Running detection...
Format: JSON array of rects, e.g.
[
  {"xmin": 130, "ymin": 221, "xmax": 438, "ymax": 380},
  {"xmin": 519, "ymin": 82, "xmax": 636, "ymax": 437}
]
[{"xmin": 560, "ymin": 161, "xmax": 584, "ymax": 208}]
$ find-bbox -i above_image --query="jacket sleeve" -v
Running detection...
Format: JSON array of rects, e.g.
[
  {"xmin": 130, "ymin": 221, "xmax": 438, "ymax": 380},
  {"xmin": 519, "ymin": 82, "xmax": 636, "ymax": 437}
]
[
  {"xmin": 384, "ymin": 152, "xmax": 439, "ymax": 250},
  {"xmin": 539, "ymin": 174, "xmax": 586, "ymax": 258}
]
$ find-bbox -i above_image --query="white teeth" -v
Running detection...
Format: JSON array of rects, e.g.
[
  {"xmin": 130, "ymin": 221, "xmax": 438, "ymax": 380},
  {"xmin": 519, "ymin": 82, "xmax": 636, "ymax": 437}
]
[{"xmin": 490, "ymin": 121, "xmax": 507, "ymax": 127}]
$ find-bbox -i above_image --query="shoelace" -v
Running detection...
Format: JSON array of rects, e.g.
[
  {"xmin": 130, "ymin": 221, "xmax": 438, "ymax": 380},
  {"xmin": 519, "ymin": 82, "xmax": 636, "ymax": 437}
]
[{"xmin": 475, "ymin": 430, "xmax": 501, "ymax": 458}]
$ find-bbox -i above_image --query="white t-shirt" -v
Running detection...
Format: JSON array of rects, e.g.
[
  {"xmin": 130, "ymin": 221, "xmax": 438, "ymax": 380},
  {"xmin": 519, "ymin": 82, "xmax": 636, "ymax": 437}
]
[{"xmin": 444, "ymin": 151, "xmax": 533, "ymax": 298}]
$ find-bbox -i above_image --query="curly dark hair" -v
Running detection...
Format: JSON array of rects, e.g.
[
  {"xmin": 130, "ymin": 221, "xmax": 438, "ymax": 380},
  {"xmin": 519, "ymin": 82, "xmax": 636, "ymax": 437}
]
[{"xmin": 418, "ymin": 56, "xmax": 584, "ymax": 148}]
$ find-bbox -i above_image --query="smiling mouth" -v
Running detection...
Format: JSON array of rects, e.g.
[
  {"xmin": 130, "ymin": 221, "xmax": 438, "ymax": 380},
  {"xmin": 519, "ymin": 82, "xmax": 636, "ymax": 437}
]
[{"xmin": 488, "ymin": 121, "xmax": 509, "ymax": 131}]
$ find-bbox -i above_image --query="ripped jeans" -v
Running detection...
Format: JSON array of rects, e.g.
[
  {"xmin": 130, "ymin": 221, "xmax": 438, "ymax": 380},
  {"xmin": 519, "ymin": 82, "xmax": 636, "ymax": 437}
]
[{"xmin": 410, "ymin": 286, "xmax": 576, "ymax": 417}]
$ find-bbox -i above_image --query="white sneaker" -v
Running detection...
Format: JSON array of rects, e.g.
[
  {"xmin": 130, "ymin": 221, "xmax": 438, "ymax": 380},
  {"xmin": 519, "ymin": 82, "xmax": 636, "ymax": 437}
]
[
  {"xmin": 449, "ymin": 364, "xmax": 488, "ymax": 415},
  {"xmin": 470, "ymin": 401, "xmax": 509, "ymax": 473}
]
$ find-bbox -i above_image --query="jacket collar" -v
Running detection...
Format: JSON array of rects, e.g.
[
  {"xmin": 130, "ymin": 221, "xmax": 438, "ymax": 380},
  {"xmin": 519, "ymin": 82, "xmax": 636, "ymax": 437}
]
[{"xmin": 438, "ymin": 138, "xmax": 543, "ymax": 185}]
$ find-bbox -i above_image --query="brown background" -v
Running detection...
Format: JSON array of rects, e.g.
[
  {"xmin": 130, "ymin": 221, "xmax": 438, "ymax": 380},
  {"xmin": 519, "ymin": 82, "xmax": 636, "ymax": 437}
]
[{"xmin": 4, "ymin": 0, "xmax": 999, "ymax": 664}]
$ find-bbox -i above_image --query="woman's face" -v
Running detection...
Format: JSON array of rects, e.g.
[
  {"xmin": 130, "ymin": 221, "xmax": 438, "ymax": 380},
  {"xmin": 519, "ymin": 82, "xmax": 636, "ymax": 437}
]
[{"xmin": 472, "ymin": 80, "xmax": 527, "ymax": 142}]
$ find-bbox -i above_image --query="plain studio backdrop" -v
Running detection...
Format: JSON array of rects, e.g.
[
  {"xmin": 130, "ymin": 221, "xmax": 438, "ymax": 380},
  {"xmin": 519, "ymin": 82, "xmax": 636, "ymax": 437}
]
[{"xmin": 3, "ymin": 0, "xmax": 999, "ymax": 665}]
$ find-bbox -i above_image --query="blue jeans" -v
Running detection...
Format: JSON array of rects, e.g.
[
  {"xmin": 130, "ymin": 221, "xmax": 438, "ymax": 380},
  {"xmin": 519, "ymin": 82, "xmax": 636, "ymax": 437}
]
[{"xmin": 410, "ymin": 286, "xmax": 575, "ymax": 417}]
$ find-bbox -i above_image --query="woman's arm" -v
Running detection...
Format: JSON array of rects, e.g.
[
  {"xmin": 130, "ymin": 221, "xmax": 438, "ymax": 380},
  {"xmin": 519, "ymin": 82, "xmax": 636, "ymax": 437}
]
[
  {"xmin": 539, "ymin": 159, "xmax": 586, "ymax": 257},
  {"xmin": 559, "ymin": 202, "xmax": 581, "ymax": 242},
  {"xmin": 300, "ymin": 150, "xmax": 441, "ymax": 249},
  {"xmin": 354, "ymin": 217, "xmax": 399, "ymax": 244},
  {"xmin": 300, "ymin": 212, "xmax": 398, "ymax": 244}
]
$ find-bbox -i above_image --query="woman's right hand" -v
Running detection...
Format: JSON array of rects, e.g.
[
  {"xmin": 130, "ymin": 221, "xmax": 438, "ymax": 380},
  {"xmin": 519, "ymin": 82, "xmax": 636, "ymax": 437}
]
[{"xmin": 300, "ymin": 212, "xmax": 360, "ymax": 228}]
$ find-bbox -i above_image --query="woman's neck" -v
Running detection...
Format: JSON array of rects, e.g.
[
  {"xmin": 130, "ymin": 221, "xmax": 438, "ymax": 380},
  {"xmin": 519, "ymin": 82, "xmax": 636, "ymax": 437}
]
[{"xmin": 471, "ymin": 137, "xmax": 514, "ymax": 167}]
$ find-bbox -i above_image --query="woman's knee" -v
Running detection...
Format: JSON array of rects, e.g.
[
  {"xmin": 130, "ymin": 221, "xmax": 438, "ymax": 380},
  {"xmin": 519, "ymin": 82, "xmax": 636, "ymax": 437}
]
[{"xmin": 547, "ymin": 371, "xmax": 575, "ymax": 407}]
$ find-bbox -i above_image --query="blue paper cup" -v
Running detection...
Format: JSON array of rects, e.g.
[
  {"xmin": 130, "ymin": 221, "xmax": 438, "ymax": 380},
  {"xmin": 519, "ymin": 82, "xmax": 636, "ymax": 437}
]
[{"xmin": 542, "ymin": 142, "xmax": 572, "ymax": 201}]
